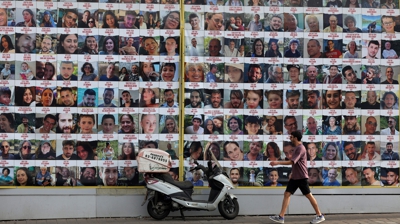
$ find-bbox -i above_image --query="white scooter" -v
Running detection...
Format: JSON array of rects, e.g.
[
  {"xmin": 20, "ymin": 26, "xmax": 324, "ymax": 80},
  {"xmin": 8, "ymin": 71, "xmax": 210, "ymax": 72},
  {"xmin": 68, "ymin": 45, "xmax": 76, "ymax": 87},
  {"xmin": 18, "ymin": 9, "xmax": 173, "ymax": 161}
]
[{"xmin": 140, "ymin": 147, "xmax": 239, "ymax": 220}]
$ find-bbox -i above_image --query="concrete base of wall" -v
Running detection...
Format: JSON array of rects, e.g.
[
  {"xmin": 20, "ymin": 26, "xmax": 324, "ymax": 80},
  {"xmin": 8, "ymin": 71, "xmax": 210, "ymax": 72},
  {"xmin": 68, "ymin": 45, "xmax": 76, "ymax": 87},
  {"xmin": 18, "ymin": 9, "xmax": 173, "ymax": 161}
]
[{"xmin": 0, "ymin": 187, "xmax": 399, "ymax": 220}]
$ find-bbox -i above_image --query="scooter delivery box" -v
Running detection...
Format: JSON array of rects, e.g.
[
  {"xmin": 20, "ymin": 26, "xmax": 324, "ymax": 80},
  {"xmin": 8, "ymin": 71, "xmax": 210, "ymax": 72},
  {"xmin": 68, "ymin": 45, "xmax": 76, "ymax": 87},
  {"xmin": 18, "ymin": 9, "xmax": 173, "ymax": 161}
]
[{"xmin": 137, "ymin": 148, "xmax": 172, "ymax": 173}]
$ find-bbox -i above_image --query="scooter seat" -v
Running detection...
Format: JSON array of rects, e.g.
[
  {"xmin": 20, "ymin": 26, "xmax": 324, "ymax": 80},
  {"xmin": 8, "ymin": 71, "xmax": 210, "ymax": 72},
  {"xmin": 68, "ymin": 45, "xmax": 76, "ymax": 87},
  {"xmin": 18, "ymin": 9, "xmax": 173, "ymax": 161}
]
[{"xmin": 158, "ymin": 173, "xmax": 194, "ymax": 190}]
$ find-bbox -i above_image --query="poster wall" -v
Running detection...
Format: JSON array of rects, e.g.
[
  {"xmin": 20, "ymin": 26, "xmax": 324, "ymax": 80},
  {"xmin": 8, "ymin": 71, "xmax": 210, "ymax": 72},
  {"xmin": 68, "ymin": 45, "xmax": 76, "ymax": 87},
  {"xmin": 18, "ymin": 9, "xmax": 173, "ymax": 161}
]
[
  {"xmin": 0, "ymin": 0, "xmax": 398, "ymax": 189},
  {"xmin": 182, "ymin": 1, "xmax": 400, "ymax": 188},
  {"xmin": 0, "ymin": 0, "xmax": 181, "ymax": 187}
]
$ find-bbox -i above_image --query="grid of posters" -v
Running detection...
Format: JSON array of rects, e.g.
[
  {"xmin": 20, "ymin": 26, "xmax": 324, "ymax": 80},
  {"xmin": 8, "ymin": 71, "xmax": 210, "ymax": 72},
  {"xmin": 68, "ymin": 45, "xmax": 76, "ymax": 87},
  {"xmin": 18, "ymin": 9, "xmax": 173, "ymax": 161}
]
[
  {"xmin": 183, "ymin": 1, "xmax": 400, "ymax": 188},
  {"xmin": 0, "ymin": 0, "xmax": 181, "ymax": 187},
  {"xmin": 0, "ymin": 0, "xmax": 398, "ymax": 189}
]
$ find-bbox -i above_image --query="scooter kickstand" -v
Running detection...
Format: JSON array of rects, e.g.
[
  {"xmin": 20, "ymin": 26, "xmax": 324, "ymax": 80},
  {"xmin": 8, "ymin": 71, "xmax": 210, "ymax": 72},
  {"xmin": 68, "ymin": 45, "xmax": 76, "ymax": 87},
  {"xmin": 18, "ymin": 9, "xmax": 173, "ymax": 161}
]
[{"xmin": 179, "ymin": 208, "xmax": 186, "ymax": 221}]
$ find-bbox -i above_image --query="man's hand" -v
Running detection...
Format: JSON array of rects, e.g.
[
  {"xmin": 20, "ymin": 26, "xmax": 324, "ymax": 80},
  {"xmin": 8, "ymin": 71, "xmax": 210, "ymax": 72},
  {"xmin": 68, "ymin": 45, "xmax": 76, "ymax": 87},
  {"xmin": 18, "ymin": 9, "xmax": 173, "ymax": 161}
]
[
  {"xmin": 270, "ymin": 161, "xmax": 279, "ymax": 166},
  {"xmin": 119, "ymin": 48, "xmax": 126, "ymax": 55}
]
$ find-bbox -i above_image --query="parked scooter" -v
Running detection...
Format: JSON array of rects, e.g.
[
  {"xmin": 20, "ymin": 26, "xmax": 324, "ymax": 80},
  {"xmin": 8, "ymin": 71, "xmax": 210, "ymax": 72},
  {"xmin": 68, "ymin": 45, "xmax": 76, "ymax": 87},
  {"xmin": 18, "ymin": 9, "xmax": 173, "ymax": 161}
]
[{"xmin": 140, "ymin": 147, "xmax": 239, "ymax": 220}]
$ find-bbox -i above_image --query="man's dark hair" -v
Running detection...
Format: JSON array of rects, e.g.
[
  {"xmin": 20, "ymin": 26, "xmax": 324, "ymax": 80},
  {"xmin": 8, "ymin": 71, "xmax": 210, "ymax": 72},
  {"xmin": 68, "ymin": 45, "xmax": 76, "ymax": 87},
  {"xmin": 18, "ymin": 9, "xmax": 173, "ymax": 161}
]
[
  {"xmin": 62, "ymin": 140, "xmax": 75, "ymax": 148},
  {"xmin": 366, "ymin": 141, "xmax": 375, "ymax": 146},
  {"xmin": 104, "ymin": 88, "xmax": 114, "ymax": 94},
  {"xmin": 343, "ymin": 141, "xmax": 355, "ymax": 148},
  {"xmin": 210, "ymin": 64, "xmax": 217, "ymax": 70},
  {"xmin": 368, "ymin": 40, "xmax": 380, "ymax": 47},
  {"xmin": 164, "ymin": 89, "xmax": 174, "ymax": 95},
  {"xmin": 190, "ymin": 89, "xmax": 203, "ymax": 101},
  {"xmin": 189, "ymin": 13, "xmax": 199, "ymax": 21},
  {"xmin": 211, "ymin": 89, "xmax": 222, "ymax": 96},
  {"xmin": 342, "ymin": 65, "xmax": 354, "ymax": 78},
  {"xmin": 84, "ymin": 89, "xmax": 96, "ymax": 96},
  {"xmin": 307, "ymin": 90, "xmax": 320, "ymax": 98},
  {"xmin": 291, "ymin": 130, "xmax": 302, "ymax": 141},
  {"xmin": 363, "ymin": 167, "xmax": 375, "ymax": 172},
  {"xmin": 248, "ymin": 64, "xmax": 262, "ymax": 71},
  {"xmin": 121, "ymin": 90, "xmax": 130, "ymax": 95},
  {"xmin": 44, "ymin": 114, "xmax": 56, "ymax": 122},
  {"xmin": 60, "ymin": 87, "xmax": 73, "ymax": 94},
  {"xmin": 81, "ymin": 167, "xmax": 96, "ymax": 174},
  {"xmin": 271, "ymin": 14, "xmax": 282, "ymax": 21},
  {"xmin": 387, "ymin": 142, "xmax": 393, "ymax": 147},
  {"xmin": 286, "ymin": 90, "xmax": 301, "ymax": 99},
  {"xmin": 230, "ymin": 167, "xmax": 240, "ymax": 175},
  {"xmin": 230, "ymin": 90, "xmax": 243, "ymax": 100}
]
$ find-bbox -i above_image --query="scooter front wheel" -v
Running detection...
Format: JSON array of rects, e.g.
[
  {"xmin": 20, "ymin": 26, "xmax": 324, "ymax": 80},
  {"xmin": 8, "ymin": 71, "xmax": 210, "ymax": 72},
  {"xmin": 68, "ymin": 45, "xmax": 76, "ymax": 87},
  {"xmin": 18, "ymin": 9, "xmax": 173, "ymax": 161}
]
[
  {"xmin": 147, "ymin": 199, "xmax": 171, "ymax": 220},
  {"xmin": 218, "ymin": 197, "xmax": 239, "ymax": 220}
]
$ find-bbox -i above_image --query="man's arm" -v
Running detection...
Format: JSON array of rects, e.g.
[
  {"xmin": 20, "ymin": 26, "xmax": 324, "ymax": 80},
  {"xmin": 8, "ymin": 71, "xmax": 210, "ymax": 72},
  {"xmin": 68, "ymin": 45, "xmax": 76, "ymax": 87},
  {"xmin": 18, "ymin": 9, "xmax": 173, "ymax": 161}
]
[
  {"xmin": 270, "ymin": 160, "xmax": 293, "ymax": 166},
  {"xmin": 119, "ymin": 46, "xmax": 127, "ymax": 55}
]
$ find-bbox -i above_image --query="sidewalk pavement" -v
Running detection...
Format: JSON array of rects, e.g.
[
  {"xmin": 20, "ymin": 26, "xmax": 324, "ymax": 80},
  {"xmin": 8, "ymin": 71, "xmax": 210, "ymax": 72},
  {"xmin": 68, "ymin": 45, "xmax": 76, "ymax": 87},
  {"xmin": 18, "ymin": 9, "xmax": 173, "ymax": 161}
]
[{"xmin": 2, "ymin": 213, "xmax": 400, "ymax": 224}]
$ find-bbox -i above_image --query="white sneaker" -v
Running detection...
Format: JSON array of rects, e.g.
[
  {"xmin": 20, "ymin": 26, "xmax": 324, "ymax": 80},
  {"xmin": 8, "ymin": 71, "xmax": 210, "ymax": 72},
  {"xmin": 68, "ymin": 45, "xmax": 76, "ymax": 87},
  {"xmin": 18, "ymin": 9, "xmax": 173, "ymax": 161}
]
[
  {"xmin": 269, "ymin": 215, "xmax": 284, "ymax": 223},
  {"xmin": 310, "ymin": 215, "xmax": 325, "ymax": 224}
]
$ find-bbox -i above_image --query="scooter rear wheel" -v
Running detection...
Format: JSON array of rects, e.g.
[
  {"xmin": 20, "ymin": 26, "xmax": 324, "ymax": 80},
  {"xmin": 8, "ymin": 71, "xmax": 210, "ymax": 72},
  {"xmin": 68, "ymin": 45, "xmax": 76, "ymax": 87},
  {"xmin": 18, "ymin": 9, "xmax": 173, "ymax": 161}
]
[
  {"xmin": 218, "ymin": 197, "xmax": 239, "ymax": 220},
  {"xmin": 147, "ymin": 199, "xmax": 171, "ymax": 220}
]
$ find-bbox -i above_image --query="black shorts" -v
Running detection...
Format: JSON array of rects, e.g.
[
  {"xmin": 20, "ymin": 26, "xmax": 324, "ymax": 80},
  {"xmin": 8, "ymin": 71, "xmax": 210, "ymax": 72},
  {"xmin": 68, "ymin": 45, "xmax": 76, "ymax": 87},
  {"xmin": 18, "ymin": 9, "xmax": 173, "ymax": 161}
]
[{"xmin": 285, "ymin": 178, "xmax": 311, "ymax": 195}]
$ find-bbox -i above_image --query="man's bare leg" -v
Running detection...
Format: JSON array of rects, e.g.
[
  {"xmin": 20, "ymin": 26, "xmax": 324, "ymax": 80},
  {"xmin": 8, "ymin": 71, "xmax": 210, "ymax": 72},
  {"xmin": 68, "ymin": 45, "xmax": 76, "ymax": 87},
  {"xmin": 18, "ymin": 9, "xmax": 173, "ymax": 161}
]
[
  {"xmin": 279, "ymin": 191, "xmax": 292, "ymax": 217},
  {"xmin": 305, "ymin": 193, "xmax": 322, "ymax": 216}
]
